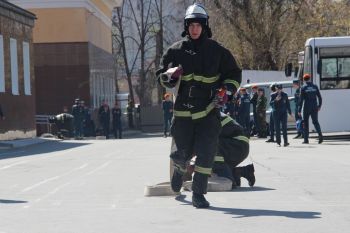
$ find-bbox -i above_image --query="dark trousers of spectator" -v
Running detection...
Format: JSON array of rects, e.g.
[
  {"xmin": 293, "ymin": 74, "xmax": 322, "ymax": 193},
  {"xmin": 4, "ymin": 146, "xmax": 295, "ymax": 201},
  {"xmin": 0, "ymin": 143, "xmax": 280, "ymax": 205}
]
[
  {"xmin": 102, "ymin": 122, "xmax": 110, "ymax": 139},
  {"xmin": 269, "ymin": 113, "xmax": 275, "ymax": 140},
  {"xmin": 274, "ymin": 112, "xmax": 288, "ymax": 144},
  {"xmin": 164, "ymin": 115, "xmax": 172, "ymax": 136},
  {"xmin": 113, "ymin": 121, "xmax": 122, "ymax": 139},
  {"xmin": 74, "ymin": 121, "xmax": 83, "ymax": 138},
  {"xmin": 239, "ymin": 113, "xmax": 250, "ymax": 136}
]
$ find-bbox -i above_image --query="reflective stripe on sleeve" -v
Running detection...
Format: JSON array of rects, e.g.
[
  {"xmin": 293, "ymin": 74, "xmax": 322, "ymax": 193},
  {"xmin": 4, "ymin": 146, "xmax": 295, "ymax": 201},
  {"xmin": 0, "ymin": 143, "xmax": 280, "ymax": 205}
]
[
  {"xmin": 223, "ymin": 79, "xmax": 240, "ymax": 90},
  {"xmin": 194, "ymin": 165, "xmax": 212, "ymax": 175},
  {"xmin": 221, "ymin": 116, "xmax": 233, "ymax": 127},
  {"xmin": 214, "ymin": 156, "xmax": 225, "ymax": 162},
  {"xmin": 233, "ymin": 135, "xmax": 249, "ymax": 144}
]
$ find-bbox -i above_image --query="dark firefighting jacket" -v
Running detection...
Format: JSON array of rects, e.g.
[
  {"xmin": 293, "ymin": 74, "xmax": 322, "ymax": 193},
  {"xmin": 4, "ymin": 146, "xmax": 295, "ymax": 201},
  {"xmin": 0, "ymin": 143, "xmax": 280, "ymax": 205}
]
[{"xmin": 156, "ymin": 36, "xmax": 242, "ymax": 120}]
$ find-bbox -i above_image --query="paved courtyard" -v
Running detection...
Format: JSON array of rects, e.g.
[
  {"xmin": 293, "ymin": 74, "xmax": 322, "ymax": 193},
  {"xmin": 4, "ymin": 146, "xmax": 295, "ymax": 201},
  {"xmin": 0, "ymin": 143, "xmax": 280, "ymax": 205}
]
[{"xmin": 0, "ymin": 135, "xmax": 349, "ymax": 233}]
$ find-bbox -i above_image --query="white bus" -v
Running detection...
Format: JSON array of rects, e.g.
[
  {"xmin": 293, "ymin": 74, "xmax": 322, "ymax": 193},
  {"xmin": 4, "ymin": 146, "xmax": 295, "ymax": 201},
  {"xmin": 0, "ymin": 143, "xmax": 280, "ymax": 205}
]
[{"xmin": 293, "ymin": 36, "xmax": 350, "ymax": 132}]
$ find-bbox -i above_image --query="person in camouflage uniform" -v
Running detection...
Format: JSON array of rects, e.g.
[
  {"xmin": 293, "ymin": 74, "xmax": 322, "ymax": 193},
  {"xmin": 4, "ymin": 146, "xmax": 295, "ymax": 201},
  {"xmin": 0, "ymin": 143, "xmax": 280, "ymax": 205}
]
[{"xmin": 256, "ymin": 87, "xmax": 267, "ymax": 138}]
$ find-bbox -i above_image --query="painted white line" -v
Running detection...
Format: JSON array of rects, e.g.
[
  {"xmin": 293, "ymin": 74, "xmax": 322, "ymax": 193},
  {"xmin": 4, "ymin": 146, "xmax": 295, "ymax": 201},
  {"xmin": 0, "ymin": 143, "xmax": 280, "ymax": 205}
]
[
  {"xmin": 85, "ymin": 161, "xmax": 111, "ymax": 176},
  {"xmin": 21, "ymin": 176, "xmax": 60, "ymax": 193},
  {"xmin": 0, "ymin": 161, "xmax": 27, "ymax": 170},
  {"xmin": 21, "ymin": 163, "xmax": 89, "ymax": 193}
]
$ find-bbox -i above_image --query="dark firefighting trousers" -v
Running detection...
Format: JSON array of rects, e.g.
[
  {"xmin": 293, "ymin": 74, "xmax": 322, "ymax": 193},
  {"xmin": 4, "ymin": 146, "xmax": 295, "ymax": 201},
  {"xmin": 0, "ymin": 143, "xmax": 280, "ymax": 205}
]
[
  {"xmin": 170, "ymin": 110, "xmax": 221, "ymax": 194},
  {"xmin": 213, "ymin": 137, "xmax": 249, "ymax": 181}
]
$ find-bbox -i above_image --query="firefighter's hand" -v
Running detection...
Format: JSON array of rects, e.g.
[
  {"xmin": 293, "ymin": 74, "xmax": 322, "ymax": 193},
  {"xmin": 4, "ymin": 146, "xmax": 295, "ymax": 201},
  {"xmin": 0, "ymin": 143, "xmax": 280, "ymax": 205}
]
[
  {"xmin": 161, "ymin": 66, "xmax": 183, "ymax": 84},
  {"xmin": 214, "ymin": 88, "xmax": 228, "ymax": 108},
  {"xmin": 318, "ymin": 106, "xmax": 321, "ymax": 111}
]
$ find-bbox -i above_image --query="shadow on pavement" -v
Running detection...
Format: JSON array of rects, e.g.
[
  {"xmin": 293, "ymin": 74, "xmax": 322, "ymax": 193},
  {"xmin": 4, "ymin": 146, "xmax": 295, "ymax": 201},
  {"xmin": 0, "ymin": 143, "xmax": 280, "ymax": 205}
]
[
  {"xmin": 230, "ymin": 186, "xmax": 275, "ymax": 192},
  {"xmin": 0, "ymin": 199, "xmax": 27, "ymax": 204},
  {"xmin": 175, "ymin": 195, "xmax": 321, "ymax": 219},
  {"xmin": 0, "ymin": 141, "xmax": 90, "ymax": 160}
]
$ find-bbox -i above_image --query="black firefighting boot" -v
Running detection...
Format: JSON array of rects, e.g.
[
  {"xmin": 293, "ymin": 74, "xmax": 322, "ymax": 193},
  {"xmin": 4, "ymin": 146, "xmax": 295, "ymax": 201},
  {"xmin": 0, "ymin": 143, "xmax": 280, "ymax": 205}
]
[
  {"xmin": 170, "ymin": 150, "xmax": 188, "ymax": 192},
  {"xmin": 192, "ymin": 192, "xmax": 210, "ymax": 208},
  {"xmin": 171, "ymin": 167, "xmax": 184, "ymax": 192},
  {"xmin": 233, "ymin": 164, "xmax": 256, "ymax": 187}
]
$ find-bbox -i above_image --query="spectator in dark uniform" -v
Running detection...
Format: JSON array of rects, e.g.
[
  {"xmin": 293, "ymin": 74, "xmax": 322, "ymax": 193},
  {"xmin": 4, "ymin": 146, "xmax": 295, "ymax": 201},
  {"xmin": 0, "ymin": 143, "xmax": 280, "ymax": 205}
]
[
  {"xmin": 293, "ymin": 79, "xmax": 304, "ymax": 139},
  {"xmin": 250, "ymin": 85, "xmax": 259, "ymax": 136},
  {"xmin": 256, "ymin": 87, "xmax": 267, "ymax": 138},
  {"xmin": 162, "ymin": 93, "xmax": 173, "ymax": 137},
  {"xmin": 0, "ymin": 104, "xmax": 4, "ymax": 120},
  {"xmin": 238, "ymin": 88, "xmax": 251, "ymax": 136},
  {"xmin": 71, "ymin": 98, "xmax": 85, "ymax": 139},
  {"xmin": 270, "ymin": 84, "xmax": 291, "ymax": 147},
  {"xmin": 98, "ymin": 100, "xmax": 111, "ymax": 139},
  {"xmin": 266, "ymin": 83, "xmax": 277, "ymax": 143},
  {"xmin": 127, "ymin": 100, "xmax": 134, "ymax": 129},
  {"xmin": 298, "ymin": 74, "xmax": 323, "ymax": 144},
  {"xmin": 112, "ymin": 101, "xmax": 123, "ymax": 139}
]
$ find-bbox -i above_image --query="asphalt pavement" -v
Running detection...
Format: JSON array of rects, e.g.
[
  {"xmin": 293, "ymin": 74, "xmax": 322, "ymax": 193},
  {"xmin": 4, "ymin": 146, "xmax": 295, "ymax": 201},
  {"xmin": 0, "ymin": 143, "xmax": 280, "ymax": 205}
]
[{"xmin": 0, "ymin": 134, "xmax": 349, "ymax": 233}]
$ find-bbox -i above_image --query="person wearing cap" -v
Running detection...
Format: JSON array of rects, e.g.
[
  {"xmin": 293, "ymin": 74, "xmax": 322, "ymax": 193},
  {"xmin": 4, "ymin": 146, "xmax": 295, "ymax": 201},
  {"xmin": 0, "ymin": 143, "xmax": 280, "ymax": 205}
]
[
  {"xmin": 266, "ymin": 83, "xmax": 277, "ymax": 143},
  {"xmin": 238, "ymin": 87, "xmax": 251, "ymax": 136},
  {"xmin": 156, "ymin": 3, "xmax": 241, "ymax": 208},
  {"xmin": 270, "ymin": 84, "xmax": 291, "ymax": 147},
  {"xmin": 98, "ymin": 100, "xmax": 111, "ymax": 139},
  {"xmin": 298, "ymin": 74, "xmax": 323, "ymax": 144},
  {"xmin": 256, "ymin": 87, "xmax": 267, "ymax": 138},
  {"xmin": 293, "ymin": 79, "xmax": 303, "ymax": 139},
  {"xmin": 162, "ymin": 93, "xmax": 174, "ymax": 137},
  {"xmin": 250, "ymin": 85, "xmax": 259, "ymax": 136}
]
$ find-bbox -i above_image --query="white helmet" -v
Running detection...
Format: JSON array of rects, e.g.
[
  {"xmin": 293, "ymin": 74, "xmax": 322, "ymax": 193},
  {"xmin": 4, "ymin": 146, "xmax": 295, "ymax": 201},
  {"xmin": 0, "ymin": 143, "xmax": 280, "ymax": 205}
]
[
  {"xmin": 185, "ymin": 3, "xmax": 208, "ymax": 20},
  {"xmin": 182, "ymin": 3, "xmax": 211, "ymax": 38}
]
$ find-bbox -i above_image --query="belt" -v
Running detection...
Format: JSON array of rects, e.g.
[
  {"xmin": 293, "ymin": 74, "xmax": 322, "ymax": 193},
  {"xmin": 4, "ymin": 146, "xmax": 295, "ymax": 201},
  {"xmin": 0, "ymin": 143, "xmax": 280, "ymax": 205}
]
[{"xmin": 182, "ymin": 85, "xmax": 213, "ymax": 99}]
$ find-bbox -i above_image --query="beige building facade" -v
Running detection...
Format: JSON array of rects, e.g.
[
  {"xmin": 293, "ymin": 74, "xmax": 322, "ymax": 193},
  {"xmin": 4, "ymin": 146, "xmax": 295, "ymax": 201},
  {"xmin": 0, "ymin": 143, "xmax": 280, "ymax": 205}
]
[{"xmin": 10, "ymin": 0, "xmax": 121, "ymax": 123}]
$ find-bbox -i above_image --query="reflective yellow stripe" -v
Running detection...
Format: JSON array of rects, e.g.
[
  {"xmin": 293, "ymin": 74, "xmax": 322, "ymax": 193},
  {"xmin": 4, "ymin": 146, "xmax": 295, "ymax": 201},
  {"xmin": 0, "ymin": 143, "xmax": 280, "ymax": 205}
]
[
  {"xmin": 223, "ymin": 79, "xmax": 240, "ymax": 90},
  {"xmin": 173, "ymin": 103, "xmax": 215, "ymax": 120},
  {"xmin": 174, "ymin": 163, "xmax": 187, "ymax": 174},
  {"xmin": 182, "ymin": 74, "xmax": 219, "ymax": 84},
  {"xmin": 160, "ymin": 78, "xmax": 168, "ymax": 88},
  {"xmin": 234, "ymin": 135, "xmax": 249, "ymax": 144},
  {"xmin": 214, "ymin": 156, "xmax": 225, "ymax": 162},
  {"xmin": 191, "ymin": 103, "xmax": 215, "ymax": 120},
  {"xmin": 221, "ymin": 116, "xmax": 233, "ymax": 127},
  {"xmin": 173, "ymin": 110, "xmax": 192, "ymax": 117},
  {"xmin": 194, "ymin": 165, "xmax": 212, "ymax": 175}
]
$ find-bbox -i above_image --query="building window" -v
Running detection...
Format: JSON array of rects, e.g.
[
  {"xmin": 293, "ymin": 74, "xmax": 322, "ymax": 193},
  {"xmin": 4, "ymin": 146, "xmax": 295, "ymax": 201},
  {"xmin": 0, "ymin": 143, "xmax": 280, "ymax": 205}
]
[
  {"xmin": 23, "ymin": 41, "xmax": 31, "ymax": 95},
  {"xmin": 10, "ymin": 38, "xmax": 19, "ymax": 95},
  {"xmin": 0, "ymin": 35, "xmax": 4, "ymax": 93}
]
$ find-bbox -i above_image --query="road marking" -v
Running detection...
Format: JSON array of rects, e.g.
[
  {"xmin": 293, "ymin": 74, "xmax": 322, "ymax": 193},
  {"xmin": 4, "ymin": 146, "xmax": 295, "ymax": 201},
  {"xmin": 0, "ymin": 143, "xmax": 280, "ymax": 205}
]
[
  {"xmin": 85, "ymin": 161, "xmax": 111, "ymax": 176},
  {"xmin": 21, "ymin": 163, "xmax": 89, "ymax": 193},
  {"xmin": 0, "ymin": 161, "xmax": 27, "ymax": 170}
]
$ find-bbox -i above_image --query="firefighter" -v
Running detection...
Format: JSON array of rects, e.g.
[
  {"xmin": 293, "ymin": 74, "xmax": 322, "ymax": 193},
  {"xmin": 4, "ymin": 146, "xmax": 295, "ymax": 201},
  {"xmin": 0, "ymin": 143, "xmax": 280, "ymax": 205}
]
[
  {"xmin": 298, "ymin": 74, "xmax": 323, "ymax": 144},
  {"xmin": 71, "ymin": 98, "xmax": 85, "ymax": 139},
  {"xmin": 212, "ymin": 113, "xmax": 255, "ymax": 188},
  {"xmin": 156, "ymin": 3, "xmax": 241, "ymax": 208}
]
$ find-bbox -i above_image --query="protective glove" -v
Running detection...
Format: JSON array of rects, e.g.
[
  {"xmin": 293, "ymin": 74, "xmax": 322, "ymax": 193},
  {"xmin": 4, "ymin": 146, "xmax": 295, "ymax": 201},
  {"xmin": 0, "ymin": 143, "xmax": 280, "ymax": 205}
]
[
  {"xmin": 160, "ymin": 65, "xmax": 183, "ymax": 86},
  {"xmin": 213, "ymin": 87, "xmax": 228, "ymax": 108}
]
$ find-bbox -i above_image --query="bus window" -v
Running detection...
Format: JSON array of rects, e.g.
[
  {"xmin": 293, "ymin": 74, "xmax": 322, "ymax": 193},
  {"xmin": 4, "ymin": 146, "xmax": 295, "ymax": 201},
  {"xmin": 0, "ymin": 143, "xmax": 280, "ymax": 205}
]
[{"xmin": 303, "ymin": 46, "xmax": 313, "ymax": 77}]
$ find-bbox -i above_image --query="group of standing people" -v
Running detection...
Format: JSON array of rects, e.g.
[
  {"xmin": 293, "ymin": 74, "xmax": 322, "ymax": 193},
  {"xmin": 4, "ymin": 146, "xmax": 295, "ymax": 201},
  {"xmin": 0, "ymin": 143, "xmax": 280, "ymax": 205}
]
[
  {"xmin": 223, "ymin": 85, "xmax": 268, "ymax": 139},
  {"xmin": 265, "ymin": 74, "xmax": 323, "ymax": 146},
  {"xmin": 69, "ymin": 99, "xmax": 123, "ymax": 140}
]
